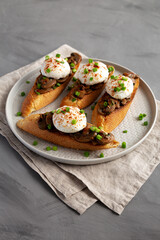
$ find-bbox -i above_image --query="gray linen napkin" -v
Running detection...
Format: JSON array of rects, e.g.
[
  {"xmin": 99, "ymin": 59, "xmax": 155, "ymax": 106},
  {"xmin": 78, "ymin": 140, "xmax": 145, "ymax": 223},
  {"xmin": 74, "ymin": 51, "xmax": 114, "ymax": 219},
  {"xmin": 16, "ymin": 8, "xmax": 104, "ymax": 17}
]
[{"xmin": 0, "ymin": 44, "xmax": 160, "ymax": 214}]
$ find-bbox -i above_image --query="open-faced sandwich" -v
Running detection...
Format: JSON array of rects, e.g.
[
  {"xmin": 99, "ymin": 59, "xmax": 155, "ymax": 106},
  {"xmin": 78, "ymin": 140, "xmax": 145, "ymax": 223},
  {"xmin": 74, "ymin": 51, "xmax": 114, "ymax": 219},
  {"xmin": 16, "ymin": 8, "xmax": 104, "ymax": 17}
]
[
  {"xmin": 21, "ymin": 53, "xmax": 82, "ymax": 117},
  {"xmin": 91, "ymin": 72, "xmax": 140, "ymax": 132},
  {"xmin": 17, "ymin": 106, "xmax": 119, "ymax": 150},
  {"xmin": 60, "ymin": 59, "xmax": 114, "ymax": 109}
]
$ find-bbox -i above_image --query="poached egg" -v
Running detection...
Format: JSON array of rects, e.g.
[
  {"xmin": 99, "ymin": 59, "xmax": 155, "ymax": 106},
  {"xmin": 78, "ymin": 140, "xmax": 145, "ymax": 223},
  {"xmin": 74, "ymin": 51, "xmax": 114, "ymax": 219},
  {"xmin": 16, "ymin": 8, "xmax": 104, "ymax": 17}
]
[{"xmin": 52, "ymin": 106, "xmax": 87, "ymax": 133}]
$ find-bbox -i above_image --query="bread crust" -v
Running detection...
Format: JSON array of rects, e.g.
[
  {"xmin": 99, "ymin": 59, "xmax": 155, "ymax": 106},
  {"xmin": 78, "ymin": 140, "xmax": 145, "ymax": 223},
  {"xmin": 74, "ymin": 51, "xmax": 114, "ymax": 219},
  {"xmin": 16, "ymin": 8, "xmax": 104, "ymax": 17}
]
[
  {"xmin": 17, "ymin": 114, "xmax": 119, "ymax": 150},
  {"xmin": 91, "ymin": 74, "xmax": 140, "ymax": 132},
  {"xmin": 21, "ymin": 54, "xmax": 82, "ymax": 117},
  {"xmin": 60, "ymin": 65, "xmax": 114, "ymax": 109}
]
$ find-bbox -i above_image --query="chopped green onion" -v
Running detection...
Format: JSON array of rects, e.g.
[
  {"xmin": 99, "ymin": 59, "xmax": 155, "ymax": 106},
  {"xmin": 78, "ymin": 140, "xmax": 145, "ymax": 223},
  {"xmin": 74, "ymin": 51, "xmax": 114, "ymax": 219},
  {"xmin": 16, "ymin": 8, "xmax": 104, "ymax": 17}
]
[
  {"xmin": 80, "ymin": 109, "xmax": 84, "ymax": 114},
  {"xmin": 33, "ymin": 140, "xmax": 38, "ymax": 146},
  {"xmin": 94, "ymin": 62, "xmax": 99, "ymax": 66},
  {"xmin": 91, "ymin": 105, "xmax": 95, "ymax": 110},
  {"xmin": 72, "ymin": 98, "xmax": 76, "ymax": 102},
  {"xmin": 143, "ymin": 114, "xmax": 147, "ymax": 117},
  {"xmin": 104, "ymin": 101, "xmax": 108, "ymax": 107},
  {"xmin": 45, "ymin": 55, "xmax": 50, "ymax": 60},
  {"xmin": 122, "ymin": 142, "xmax": 126, "ymax": 148},
  {"xmin": 56, "ymin": 109, "xmax": 61, "ymax": 114},
  {"xmin": 121, "ymin": 86, "xmax": 126, "ymax": 91},
  {"xmin": 90, "ymin": 126, "xmax": 96, "ymax": 132},
  {"xmin": 100, "ymin": 153, "xmax": 104, "ymax": 158},
  {"xmin": 72, "ymin": 68, "xmax": 77, "ymax": 73},
  {"xmin": 122, "ymin": 76, "xmax": 128, "ymax": 81},
  {"xmin": 46, "ymin": 146, "xmax": 51, "ymax": 151},
  {"xmin": 96, "ymin": 134, "xmax": 102, "ymax": 140},
  {"xmin": 84, "ymin": 151, "xmax": 90, "ymax": 157},
  {"xmin": 35, "ymin": 91, "xmax": 41, "ymax": 95},
  {"xmin": 56, "ymin": 53, "xmax": 61, "ymax": 58},
  {"xmin": 47, "ymin": 124, "xmax": 52, "ymax": 130},
  {"xmin": 98, "ymin": 126, "xmax": 103, "ymax": 129},
  {"xmin": 60, "ymin": 61, "xmax": 64, "ymax": 64},
  {"xmin": 66, "ymin": 107, "xmax": 70, "ymax": 112},
  {"xmin": 64, "ymin": 58, "xmax": 68, "ymax": 61},
  {"xmin": 37, "ymin": 83, "xmax": 41, "ymax": 89},
  {"xmin": 71, "ymin": 119, "xmax": 77, "ymax": 125},
  {"xmin": 114, "ymin": 87, "xmax": 121, "ymax": 92},
  {"xmin": 123, "ymin": 130, "xmax": 128, "ymax": 133},
  {"xmin": 43, "ymin": 76, "xmax": 46, "ymax": 79},
  {"xmin": 16, "ymin": 112, "xmax": 21, "ymax": 116},
  {"xmin": 93, "ymin": 68, "xmax": 98, "ymax": 72},
  {"xmin": 72, "ymin": 77, "xmax": 77, "ymax": 82},
  {"xmin": 114, "ymin": 76, "xmax": 119, "ymax": 80},
  {"xmin": 111, "ymin": 75, "xmax": 115, "ymax": 79},
  {"xmin": 56, "ymin": 83, "xmax": 61, "ymax": 87},
  {"xmin": 84, "ymin": 68, "xmax": 89, "ymax": 74},
  {"xmin": 52, "ymin": 146, "xmax": 58, "ymax": 151},
  {"xmin": 88, "ymin": 59, "xmax": 93, "ymax": 63},
  {"xmin": 90, "ymin": 77, "xmax": 93, "ymax": 81},
  {"xmin": 70, "ymin": 63, "xmax": 75, "ymax": 67},
  {"xmin": 75, "ymin": 91, "xmax": 80, "ymax": 97},
  {"xmin": 51, "ymin": 110, "xmax": 55, "ymax": 113},
  {"xmin": 46, "ymin": 68, "xmax": 51, "ymax": 73},
  {"xmin": 108, "ymin": 66, "xmax": 114, "ymax": 72},
  {"xmin": 26, "ymin": 81, "xmax": 30, "ymax": 84},
  {"xmin": 120, "ymin": 83, "xmax": 124, "ymax": 87},
  {"xmin": 118, "ymin": 80, "xmax": 122, "ymax": 84},
  {"xmin": 143, "ymin": 121, "xmax": 148, "ymax": 126},
  {"xmin": 21, "ymin": 91, "xmax": 25, "ymax": 96},
  {"xmin": 56, "ymin": 59, "xmax": 60, "ymax": 63},
  {"xmin": 85, "ymin": 113, "xmax": 87, "ymax": 117},
  {"xmin": 61, "ymin": 110, "xmax": 65, "ymax": 114},
  {"xmin": 95, "ymin": 127, "xmax": 100, "ymax": 133},
  {"xmin": 53, "ymin": 86, "xmax": 57, "ymax": 89}
]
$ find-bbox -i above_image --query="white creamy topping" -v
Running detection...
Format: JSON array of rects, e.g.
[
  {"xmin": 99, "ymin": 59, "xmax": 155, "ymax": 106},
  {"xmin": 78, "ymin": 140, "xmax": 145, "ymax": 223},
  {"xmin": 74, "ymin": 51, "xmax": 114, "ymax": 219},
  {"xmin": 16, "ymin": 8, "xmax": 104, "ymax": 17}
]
[
  {"xmin": 52, "ymin": 106, "xmax": 87, "ymax": 133},
  {"xmin": 76, "ymin": 61, "xmax": 109, "ymax": 85},
  {"xmin": 105, "ymin": 75, "xmax": 133, "ymax": 100},
  {"xmin": 41, "ymin": 57, "xmax": 70, "ymax": 79}
]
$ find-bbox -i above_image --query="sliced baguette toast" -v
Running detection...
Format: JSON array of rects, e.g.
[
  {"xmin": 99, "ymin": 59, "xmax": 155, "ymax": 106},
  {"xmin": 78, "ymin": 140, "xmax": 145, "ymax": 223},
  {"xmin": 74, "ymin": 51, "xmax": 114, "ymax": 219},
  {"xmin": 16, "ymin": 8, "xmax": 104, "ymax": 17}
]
[
  {"xmin": 17, "ymin": 114, "xmax": 119, "ymax": 150},
  {"xmin": 91, "ymin": 73, "xmax": 139, "ymax": 132},
  {"xmin": 21, "ymin": 53, "xmax": 82, "ymax": 117},
  {"xmin": 60, "ymin": 65, "xmax": 114, "ymax": 109}
]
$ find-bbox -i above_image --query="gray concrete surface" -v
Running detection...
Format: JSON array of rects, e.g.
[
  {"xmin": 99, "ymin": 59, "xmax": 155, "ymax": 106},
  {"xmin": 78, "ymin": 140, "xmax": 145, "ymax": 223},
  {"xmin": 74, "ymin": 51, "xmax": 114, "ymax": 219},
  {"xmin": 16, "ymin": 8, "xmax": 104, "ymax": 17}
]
[{"xmin": 0, "ymin": 0, "xmax": 160, "ymax": 239}]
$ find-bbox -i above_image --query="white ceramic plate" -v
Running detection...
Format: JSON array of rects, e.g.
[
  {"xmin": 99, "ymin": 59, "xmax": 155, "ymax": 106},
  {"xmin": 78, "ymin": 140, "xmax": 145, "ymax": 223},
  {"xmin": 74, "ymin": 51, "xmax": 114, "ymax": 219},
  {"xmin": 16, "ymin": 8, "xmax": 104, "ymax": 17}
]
[{"xmin": 6, "ymin": 58, "xmax": 157, "ymax": 165}]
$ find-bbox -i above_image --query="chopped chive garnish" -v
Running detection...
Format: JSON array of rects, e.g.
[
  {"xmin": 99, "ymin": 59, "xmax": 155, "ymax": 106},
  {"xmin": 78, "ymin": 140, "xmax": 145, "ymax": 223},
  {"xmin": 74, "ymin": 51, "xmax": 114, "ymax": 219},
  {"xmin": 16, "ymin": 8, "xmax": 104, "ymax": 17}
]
[
  {"xmin": 84, "ymin": 151, "xmax": 90, "ymax": 157},
  {"xmin": 46, "ymin": 146, "xmax": 51, "ymax": 151},
  {"xmin": 70, "ymin": 63, "xmax": 75, "ymax": 67},
  {"xmin": 72, "ymin": 77, "xmax": 77, "ymax": 82},
  {"xmin": 75, "ymin": 91, "xmax": 80, "ymax": 97},
  {"xmin": 53, "ymin": 146, "xmax": 58, "ymax": 151},
  {"xmin": 85, "ymin": 113, "xmax": 87, "ymax": 117},
  {"xmin": 122, "ymin": 142, "xmax": 126, "ymax": 148},
  {"xmin": 61, "ymin": 110, "xmax": 65, "ymax": 114},
  {"xmin": 60, "ymin": 61, "xmax": 64, "ymax": 64},
  {"xmin": 90, "ymin": 126, "xmax": 96, "ymax": 132},
  {"xmin": 88, "ymin": 59, "xmax": 93, "ymax": 63},
  {"xmin": 114, "ymin": 87, "xmax": 121, "ymax": 92},
  {"xmin": 100, "ymin": 153, "xmax": 104, "ymax": 158},
  {"xmin": 118, "ymin": 80, "xmax": 122, "ymax": 84},
  {"xmin": 65, "ymin": 58, "xmax": 68, "ymax": 61},
  {"xmin": 114, "ymin": 76, "xmax": 119, "ymax": 80},
  {"xmin": 108, "ymin": 66, "xmax": 114, "ymax": 72},
  {"xmin": 37, "ymin": 83, "xmax": 41, "ymax": 89},
  {"xmin": 53, "ymin": 86, "xmax": 57, "ymax": 89},
  {"xmin": 66, "ymin": 107, "xmax": 70, "ymax": 112},
  {"xmin": 51, "ymin": 110, "xmax": 55, "ymax": 113},
  {"xmin": 103, "ymin": 101, "xmax": 108, "ymax": 107},
  {"xmin": 80, "ymin": 109, "xmax": 84, "ymax": 114},
  {"xmin": 111, "ymin": 75, "xmax": 115, "ymax": 79},
  {"xmin": 72, "ymin": 98, "xmax": 76, "ymax": 102},
  {"xmin": 56, "ymin": 83, "xmax": 61, "ymax": 87},
  {"xmin": 121, "ymin": 87, "xmax": 126, "ymax": 91},
  {"xmin": 93, "ymin": 67, "xmax": 98, "ymax": 72},
  {"xmin": 123, "ymin": 130, "xmax": 128, "ymax": 133},
  {"xmin": 26, "ymin": 80, "xmax": 30, "ymax": 84},
  {"xmin": 84, "ymin": 68, "xmax": 89, "ymax": 74},
  {"xmin": 56, "ymin": 59, "xmax": 60, "ymax": 63},
  {"xmin": 56, "ymin": 109, "xmax": 61, "ymax": 114},
  {"xmin": 45, "ymin": 55, "xmax": 50, "ymax": 60},
  {"xmin": 21, "ymin": 92, "xmax": 25, "ymax": 96},
  {"xmin": 16, "ymin": 112, "xmax": 22, "ymax": 116},
  {"xmin": 94, "ymin": 62, "xmax": 99, "ymax": 66},
  {"xmin": 96, "ymin": 134, "xmax": 102, "ymax": 140},
  {"xmin": 46, "ymin": 68, "xmax": 51, "ymax": 73},
  {"xmin": 98, "ymin": 126, "xmax": 103, "ymax": 129},
  {"xmin": 143, "ymin": 121, "xmax": 148, "ymax": 126},
  {"xmin": 143, "ymin": 114, "xmax": 147, "ymax": 117},
  {"xmin": 122, "ymin": 76, "xmax": 128, "ymax": 81},
  {"xmin": 33, "ymin": 140, "xmax": 38, "ymax": 146},
  {"xmin": 120, "ymin": 83, "xmax": 124, "ymax": 87},
  {"xmin": 91, "ymin": 105, "xmax": 95, "ymax": 110},
  {"xmin": 95, "ymin": 128, "xmax": 100, "ymax": 133},
  {"xmin": 43, "ymin": 76, "xmax": 46, "ymax": 79},
  {"xmin": 56, "ymin": 53, "xmax": 61, "ymax": 58},
  {"xmin": 72, "ymin": 68, "xmax": 77, "ymax": 73},
  {"xmin": 35, "ymin": 91, "xmax": 41, "ymax": 95},
  {"xmin": 47, "ymin": 124, "xmax": 51, "ymax": 130},
  {"xmin": 90, "ymin": 77, "xmax": 93, "ymax": 81},
  {"xmin": 71, "ymin": 119, "xmax": 77, "ymax": 125}
]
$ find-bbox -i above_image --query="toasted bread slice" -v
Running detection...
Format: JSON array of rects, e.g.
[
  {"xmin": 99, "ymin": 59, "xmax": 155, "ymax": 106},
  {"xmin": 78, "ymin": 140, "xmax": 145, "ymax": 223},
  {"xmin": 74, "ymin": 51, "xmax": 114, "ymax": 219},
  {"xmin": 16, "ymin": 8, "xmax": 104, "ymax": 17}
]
[
  {"xmin": 91, "ymin": 73, "xmax": 139, "ymax": 132},
  {"xmin": 17, "ymin": 114, "xmax": 119, "ymax": 150},
  {"xmin": 60, "ymin": 65, "xmax": 114, "ymax": 109},
  {"xmin": 21, "ymin": 53, "xmax": 82, "ymax": 117}
]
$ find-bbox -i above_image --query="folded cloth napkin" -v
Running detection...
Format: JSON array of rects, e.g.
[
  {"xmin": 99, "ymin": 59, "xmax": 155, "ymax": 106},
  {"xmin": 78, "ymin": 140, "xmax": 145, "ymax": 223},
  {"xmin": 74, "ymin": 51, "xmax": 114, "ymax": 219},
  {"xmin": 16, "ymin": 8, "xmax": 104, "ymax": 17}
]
[{"xmin": 0, "ymin": 44, "xmax": 160, "ymax": 214}]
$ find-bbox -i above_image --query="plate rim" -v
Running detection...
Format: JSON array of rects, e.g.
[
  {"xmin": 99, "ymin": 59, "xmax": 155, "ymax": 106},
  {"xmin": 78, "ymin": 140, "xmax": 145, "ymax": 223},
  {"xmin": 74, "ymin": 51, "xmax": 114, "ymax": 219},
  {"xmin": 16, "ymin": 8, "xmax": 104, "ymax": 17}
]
[{"xmin": 5, "ymin": 58, "xmax": 158, "ymax": 165}]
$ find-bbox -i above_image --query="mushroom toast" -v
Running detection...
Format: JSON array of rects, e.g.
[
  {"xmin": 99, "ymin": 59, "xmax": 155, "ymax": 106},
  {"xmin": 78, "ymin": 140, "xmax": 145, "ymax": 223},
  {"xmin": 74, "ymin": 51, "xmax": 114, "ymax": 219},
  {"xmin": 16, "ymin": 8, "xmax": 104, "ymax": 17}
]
[
  {"xmin": 17, "ymin": 106, "xmax": 119, "ymax": 150},
  {"xmin": 60, "ymin": 59, "xmax": 114, "ymax": 109},
  {"xmin": 21, "ymin": 53, "xmax": 82, "ymax": 117},
  {"xmin": 91, "ymin": 72, "xmax": 139, "ymax": 132}
]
